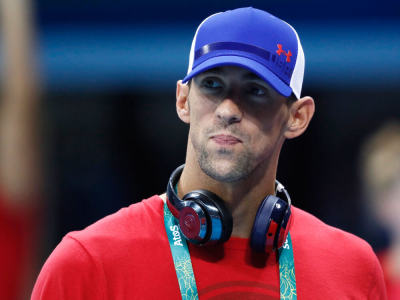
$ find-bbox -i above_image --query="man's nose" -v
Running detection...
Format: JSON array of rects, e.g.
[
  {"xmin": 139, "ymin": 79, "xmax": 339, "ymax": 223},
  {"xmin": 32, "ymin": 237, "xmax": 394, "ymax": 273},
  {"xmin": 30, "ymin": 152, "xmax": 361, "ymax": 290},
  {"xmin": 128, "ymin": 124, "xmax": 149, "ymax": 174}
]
[{"xmin": 215, "ymin": 96, "xmax": 243, "ymax": 126}]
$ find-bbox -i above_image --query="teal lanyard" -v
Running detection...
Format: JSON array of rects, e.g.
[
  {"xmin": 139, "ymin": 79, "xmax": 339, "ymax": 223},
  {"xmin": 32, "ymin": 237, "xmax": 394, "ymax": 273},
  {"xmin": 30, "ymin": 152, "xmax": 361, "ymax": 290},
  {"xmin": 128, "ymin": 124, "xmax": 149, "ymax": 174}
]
[
  {"xmin": 163, "ymin": 201, "xmax": 297, "ymax": 300},
  {"xmin": 278, "ymin": 230, "xmax": 297, "ymax": 299}
]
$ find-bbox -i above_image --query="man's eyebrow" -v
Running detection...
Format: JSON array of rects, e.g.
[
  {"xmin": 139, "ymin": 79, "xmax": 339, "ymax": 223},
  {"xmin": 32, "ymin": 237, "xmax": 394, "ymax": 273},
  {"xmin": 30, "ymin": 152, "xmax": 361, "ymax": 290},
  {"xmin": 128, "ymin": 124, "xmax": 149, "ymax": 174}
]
[
  {"xmin": 243, "ymin": 72, "xmax": 274, "ymax": 93},
  {"xmin": 200, "ymin": 67, "xmax": 223, "ymax": 75},
  {"xmin": 243, "ymin": 72, "xmax": 263, "ymax": 81},
  {"xmin": 199, "ymin": 68, "xmax": 270, "ymax": 87}
]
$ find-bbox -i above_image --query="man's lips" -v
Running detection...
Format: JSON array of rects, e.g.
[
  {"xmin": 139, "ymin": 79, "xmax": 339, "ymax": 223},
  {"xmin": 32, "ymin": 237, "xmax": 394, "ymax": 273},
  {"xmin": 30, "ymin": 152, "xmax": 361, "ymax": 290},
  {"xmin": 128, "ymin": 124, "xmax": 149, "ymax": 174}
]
[{"xmin": 210, "ymin": 134, "xmax": 242, "ymax": 145}]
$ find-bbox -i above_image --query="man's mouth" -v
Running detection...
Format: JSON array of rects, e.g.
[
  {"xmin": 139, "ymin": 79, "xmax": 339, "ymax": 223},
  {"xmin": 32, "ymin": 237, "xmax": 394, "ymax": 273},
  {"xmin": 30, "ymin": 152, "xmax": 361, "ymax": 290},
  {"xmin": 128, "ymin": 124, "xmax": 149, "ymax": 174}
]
[{"xmin": 210, "ymin": 134, "xmax": 242, "ymax": 145}]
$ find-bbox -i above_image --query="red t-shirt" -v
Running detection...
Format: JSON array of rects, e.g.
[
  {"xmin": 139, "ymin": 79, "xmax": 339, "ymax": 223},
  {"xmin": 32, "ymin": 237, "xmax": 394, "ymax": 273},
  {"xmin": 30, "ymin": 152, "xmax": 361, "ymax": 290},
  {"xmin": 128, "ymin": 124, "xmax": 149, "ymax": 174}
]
[{"xmin": 32, "ymin": 196, "xmax": 387, "ymax": 299}]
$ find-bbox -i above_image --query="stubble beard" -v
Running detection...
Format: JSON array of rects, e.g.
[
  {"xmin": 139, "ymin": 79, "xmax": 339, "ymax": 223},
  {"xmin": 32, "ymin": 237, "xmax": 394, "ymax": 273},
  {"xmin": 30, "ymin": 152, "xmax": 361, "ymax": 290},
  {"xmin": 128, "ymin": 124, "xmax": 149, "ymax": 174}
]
[{"xmin": 192, "ymin": 132, "xmax": 255, "ymax": 183}]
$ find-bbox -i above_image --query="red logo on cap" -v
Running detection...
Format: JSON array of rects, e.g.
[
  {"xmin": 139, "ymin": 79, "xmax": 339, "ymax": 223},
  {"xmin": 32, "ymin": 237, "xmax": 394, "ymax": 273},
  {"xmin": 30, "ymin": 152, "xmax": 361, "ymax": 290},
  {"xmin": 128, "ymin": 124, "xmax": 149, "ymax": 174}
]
[{"xmin": 276, "ymin": 44, "xmax": 292, "ymax": 62}]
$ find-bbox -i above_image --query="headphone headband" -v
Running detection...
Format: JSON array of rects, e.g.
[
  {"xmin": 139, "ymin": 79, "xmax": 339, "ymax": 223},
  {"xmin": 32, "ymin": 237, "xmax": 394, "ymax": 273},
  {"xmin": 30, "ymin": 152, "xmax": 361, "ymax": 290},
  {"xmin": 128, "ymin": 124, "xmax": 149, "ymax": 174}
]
[
  {"xmin": 166, "ymin": 164, "xmax": 185, "ymax": 216},
  {"xmin": 275, "ymin": 179, "xmax": 292, "ymax": 207}
]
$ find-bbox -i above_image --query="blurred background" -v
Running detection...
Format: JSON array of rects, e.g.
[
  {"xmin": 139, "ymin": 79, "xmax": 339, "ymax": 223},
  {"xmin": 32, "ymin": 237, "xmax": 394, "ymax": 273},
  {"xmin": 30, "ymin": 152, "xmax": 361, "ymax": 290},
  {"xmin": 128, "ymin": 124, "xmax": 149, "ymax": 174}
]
[{"xmin": 0, "ymin": 0, "xmax": 399, "ymax": 298}]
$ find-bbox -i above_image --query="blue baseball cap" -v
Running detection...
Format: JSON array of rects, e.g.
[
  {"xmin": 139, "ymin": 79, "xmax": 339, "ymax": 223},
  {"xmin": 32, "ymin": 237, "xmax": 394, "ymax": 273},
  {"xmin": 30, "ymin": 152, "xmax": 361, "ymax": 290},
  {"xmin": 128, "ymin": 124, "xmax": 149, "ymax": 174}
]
[{"xmin": 182, "ymin": 7, "xmax": 305, "ymax": 99}]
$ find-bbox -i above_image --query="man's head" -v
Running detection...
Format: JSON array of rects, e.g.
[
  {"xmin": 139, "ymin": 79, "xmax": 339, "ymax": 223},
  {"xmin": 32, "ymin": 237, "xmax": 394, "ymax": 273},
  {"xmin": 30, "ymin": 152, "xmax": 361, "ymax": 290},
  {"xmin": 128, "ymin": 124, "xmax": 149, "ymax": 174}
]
[
  {"xmin": 182, "ymin": 7, "xmax": 305, "ymax": 100},
  {"xmin": 176, "ymin": 8, "xmax": 314, "ymax": 184}
]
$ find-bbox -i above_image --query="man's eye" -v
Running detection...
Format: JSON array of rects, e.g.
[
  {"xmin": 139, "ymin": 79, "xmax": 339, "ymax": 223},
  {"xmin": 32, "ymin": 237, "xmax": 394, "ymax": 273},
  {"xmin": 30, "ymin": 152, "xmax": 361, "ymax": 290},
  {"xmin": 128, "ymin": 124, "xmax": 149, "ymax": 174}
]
[
  {"xmin": 249, "ymin": 86, "xmax": 266, "ymax": 96},
  {"xmin": 202, "ymin": 78, "xmax": 222, "ymax": 89}
]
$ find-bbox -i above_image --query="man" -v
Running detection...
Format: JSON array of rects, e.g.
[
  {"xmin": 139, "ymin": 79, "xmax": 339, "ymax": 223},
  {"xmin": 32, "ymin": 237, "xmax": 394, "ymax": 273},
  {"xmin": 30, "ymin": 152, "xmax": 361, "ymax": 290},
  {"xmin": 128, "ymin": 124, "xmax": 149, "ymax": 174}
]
[{"xmin": 32, "ymin": 7, "xmax": 387, "ymax": 299}]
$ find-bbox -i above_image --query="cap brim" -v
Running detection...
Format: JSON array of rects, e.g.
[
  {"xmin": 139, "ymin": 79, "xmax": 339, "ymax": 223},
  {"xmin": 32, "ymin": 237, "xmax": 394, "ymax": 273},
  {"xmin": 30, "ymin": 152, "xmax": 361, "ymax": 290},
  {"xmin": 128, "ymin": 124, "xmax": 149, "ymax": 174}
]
[{"xmin": 182, "ymin": 55, "xmax": 292, "ymax": 97}]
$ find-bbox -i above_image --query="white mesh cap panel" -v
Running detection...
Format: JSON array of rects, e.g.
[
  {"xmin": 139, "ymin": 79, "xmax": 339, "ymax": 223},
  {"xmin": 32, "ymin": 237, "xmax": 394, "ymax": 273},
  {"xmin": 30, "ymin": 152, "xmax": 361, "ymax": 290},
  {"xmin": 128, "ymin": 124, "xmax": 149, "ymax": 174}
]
[
  {"xmin": 187, "ymin": 13, "xmax": 222, "ymax": 75},
  {"xmin": 286, "ymin": 23, "xmax": 305, "ymax": 99}
]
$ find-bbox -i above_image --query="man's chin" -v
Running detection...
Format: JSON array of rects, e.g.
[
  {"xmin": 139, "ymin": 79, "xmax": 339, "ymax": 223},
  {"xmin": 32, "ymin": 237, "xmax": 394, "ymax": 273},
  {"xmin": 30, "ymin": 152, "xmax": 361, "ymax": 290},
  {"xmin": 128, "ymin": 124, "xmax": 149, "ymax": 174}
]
[{"xmin": 200, "ymin": 161, "xmax": 247, "ymax": 183}]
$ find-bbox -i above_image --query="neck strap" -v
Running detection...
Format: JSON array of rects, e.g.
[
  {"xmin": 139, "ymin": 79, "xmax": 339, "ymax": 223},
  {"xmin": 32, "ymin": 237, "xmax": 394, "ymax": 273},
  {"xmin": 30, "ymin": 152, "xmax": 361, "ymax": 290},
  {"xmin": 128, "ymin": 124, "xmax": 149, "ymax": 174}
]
[{"xmin": 163, "ymin": 201, "xmax": 297, "ymax": 299}]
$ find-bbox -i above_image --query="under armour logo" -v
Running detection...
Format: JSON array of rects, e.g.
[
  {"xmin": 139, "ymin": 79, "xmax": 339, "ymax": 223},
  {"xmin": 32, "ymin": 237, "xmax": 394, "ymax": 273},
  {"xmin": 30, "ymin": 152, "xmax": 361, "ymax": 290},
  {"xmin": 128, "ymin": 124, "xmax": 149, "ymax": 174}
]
[{"xmin": 276, "ymin": 44, "xmax": 292, "ymax": 62}]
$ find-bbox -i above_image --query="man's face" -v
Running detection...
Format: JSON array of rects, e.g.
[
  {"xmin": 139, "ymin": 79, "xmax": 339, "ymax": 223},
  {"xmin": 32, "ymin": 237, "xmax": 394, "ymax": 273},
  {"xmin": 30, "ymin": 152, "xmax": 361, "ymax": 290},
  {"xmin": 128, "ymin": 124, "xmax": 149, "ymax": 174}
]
[{"xmin": 185, "ymin": 65, "xmax": 291, "ymax": 183}]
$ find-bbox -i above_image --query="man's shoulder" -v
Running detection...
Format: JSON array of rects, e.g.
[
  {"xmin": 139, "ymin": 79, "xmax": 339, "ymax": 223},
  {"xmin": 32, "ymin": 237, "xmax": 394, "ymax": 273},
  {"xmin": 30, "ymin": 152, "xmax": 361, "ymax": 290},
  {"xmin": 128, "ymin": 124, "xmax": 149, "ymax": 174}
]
[
  {"xmin": 291, "ymin": 207, "xmax": 386, "ymax": 298},
  {"xmin": 31, "ymin": 195, "xmax": 168, "ymax": 299},
  {"xmin": 38, "ymin": 195, "xmax": 166, "ymax": 280},
  {"xmin": 291, "ymin": 206, "xmax": 378, "ymax": 263},
  {"xmin": 68, "ymin": 195, "xmax": 165, "ymax": 246}
]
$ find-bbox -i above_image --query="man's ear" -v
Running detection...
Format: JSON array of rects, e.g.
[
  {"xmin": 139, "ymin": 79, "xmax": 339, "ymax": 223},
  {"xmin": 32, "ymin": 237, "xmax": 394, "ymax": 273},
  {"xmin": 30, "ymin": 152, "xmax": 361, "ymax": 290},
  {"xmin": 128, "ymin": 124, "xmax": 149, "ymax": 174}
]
[
  {"xmin": 284, "ymin": 96, "xmax": 315, "ymax": 139},
  {"xmin": 176, "ymin": 80, "xmax": 190, "ymax": 124}
]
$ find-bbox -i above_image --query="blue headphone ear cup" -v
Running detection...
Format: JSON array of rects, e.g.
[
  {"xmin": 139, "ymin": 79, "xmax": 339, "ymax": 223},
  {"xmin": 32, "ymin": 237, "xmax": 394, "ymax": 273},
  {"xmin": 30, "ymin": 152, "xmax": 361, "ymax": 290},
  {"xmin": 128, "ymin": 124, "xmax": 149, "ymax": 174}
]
[
  {"xmin": 250, "ymin": 195, "xmax": 287, "ymax": 253},
  {"xmin": 200, "ymin": 191, "xmax": 232, "ymax": 243},
  {"xmin": 182, "ymin": 190, "xmax": 232, "ymax": 245}
]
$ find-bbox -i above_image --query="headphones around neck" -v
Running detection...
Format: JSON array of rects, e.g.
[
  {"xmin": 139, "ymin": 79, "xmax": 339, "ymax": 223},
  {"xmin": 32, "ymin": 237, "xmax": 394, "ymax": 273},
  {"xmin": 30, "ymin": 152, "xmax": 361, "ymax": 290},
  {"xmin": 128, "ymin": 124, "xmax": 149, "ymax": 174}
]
[{"xmin": 166, "ymin": 165, "xmax": 293, "ymax": 253}]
